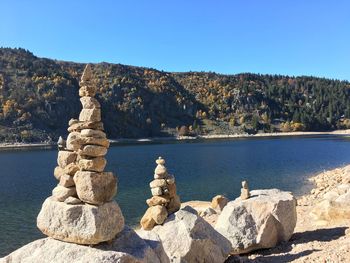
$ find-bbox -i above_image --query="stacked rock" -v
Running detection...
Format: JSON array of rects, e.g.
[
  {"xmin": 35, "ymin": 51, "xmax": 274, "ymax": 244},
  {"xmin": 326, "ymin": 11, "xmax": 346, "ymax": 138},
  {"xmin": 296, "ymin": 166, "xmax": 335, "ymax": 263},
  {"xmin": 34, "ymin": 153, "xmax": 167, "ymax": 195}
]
[
  {"xmin": 140, "ymin": 157, "xmax": 181, "ymax": 230},
  {"xmin": 37, "ymin": 64, "xmax": 125, "ymax": 245},
  {"xmin": 240, "ymin": 180, "xmax": 250, "ymax": 200}
]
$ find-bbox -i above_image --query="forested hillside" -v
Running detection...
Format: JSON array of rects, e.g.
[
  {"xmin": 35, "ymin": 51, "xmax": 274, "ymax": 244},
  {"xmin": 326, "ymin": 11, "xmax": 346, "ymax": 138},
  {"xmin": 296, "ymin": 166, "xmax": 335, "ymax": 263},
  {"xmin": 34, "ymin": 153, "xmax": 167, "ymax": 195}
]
[{"xmin": 0, "ymin": 48, "xmax": 349, "ymax": 143}]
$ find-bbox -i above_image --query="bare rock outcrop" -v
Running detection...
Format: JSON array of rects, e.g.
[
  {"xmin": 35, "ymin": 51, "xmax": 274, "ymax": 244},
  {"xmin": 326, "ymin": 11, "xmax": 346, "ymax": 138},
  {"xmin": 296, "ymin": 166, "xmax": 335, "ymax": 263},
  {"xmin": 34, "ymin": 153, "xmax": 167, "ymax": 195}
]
[
  {"xmin": 215, "ymin": 189, "xmax": 297, "ymax": 255},
  {"xmin": 137, "ymin": 207, "xmax": 232, "ymax": 263},
  {"xmin": 1, "ymin": 227, "xmax": 160, "ymax": 263}
]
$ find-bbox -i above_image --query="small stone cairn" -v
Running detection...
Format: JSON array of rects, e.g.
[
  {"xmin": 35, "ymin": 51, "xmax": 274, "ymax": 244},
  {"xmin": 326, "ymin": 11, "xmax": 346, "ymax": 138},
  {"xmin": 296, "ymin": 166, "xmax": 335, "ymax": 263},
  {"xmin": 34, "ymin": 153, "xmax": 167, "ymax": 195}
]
[
  {"xmin": 37, "ymin": 64, "xmax": 125, "ymax": 244},
  {"xmin": 140, "ymin": 157, "xmax": 181, "ymax": 230},
  {"xmin": 240, "ymin": 180, "xmax": 250, "ymax": 200}
]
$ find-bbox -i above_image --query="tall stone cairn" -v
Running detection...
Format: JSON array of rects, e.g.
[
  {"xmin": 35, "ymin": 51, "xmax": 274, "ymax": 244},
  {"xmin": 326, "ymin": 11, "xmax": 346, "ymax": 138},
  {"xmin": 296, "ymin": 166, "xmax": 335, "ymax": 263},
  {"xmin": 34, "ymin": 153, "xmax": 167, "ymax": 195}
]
[
  {"xmin": 140, "ymin": 156, "xmax": 181, "ymax": 230},
  {"xmin": 37, "ymin": 64, "xmax": 125, "ymax": 245}
]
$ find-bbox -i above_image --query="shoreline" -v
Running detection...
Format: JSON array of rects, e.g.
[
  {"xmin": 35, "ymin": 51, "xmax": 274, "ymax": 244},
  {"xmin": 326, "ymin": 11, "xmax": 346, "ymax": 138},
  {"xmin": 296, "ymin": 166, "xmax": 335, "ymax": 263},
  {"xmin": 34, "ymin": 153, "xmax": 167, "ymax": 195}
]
[
  {"xmin": 1, "ymin": 129, "xmax": 349, "ymax": 151},
  {"xmin": 240, "ymin": 163, "xmax": 350, "ymax": 262}
]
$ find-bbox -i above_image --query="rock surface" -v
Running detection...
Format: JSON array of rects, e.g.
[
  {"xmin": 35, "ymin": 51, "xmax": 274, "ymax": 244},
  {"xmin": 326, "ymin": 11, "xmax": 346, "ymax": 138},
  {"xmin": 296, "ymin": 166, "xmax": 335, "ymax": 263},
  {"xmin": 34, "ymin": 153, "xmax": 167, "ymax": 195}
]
[
  {"xmin": 310, "ymin": 183, "xmax": 350, "ymax": 224},
  {"xmin": 74, "ymin": 171, "xmax": 117, "ymax": 205},
  {"xmin": 216, "ymin": 189, "xmax": 297, "ymax": 255},
  {"xmin": 57, "ymin": 151, "xmax": 77, "ymax": 168},
  {"xmin": 211, "ymin": 195, "xmax": 229, "ymax": 211},
  {"xmin": 138, "ymin": 207, "xmax": 232, "ymax": 263},
  {"xmin": 37, "ymin": 197, "xmax": 124, "ymax": 245},
  {"xmin": 1, "ymin": 227, "xmax": 160, "ymax": 263}
]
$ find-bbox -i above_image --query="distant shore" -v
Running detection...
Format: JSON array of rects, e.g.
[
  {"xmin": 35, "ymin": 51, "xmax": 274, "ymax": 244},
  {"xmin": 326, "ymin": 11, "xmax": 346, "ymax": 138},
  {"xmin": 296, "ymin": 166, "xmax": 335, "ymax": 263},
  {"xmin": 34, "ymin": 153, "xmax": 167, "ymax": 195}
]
[{"xmin": 0, "ymin": 129, "xmax": 349, "ymax": 151}]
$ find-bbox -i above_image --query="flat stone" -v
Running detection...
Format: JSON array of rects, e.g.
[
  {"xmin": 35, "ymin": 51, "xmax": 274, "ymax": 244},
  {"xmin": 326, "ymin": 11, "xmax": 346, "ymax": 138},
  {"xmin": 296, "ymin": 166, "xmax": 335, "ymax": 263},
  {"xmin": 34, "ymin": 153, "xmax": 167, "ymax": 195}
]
[
  {"xmin": 74, "ymin": 171, "xmax": 117, "ymax": 205},
  {"xmin": 64, "ymin": 162, "xmax": 80, "ymax": 176},
  {"xmin": 66, "ymin": 131, "xmax": 82, "ymax": 151},
  {"xmin": 166, "ymin": 194, "xmax": 181, "ymax": 214},
  {"xmin": 57, "ymin": 151, "xmax": 77, "ymax": 168},
  {"xmin": 80, "ymin": 96, "xmax": 101, "ymax": 109},
  {"xmin": 154, "ymin": 173, "xmax": 166, "ymax": 179},
  {"xmin": 64, "ymin": 196, "xmax": 83, "ymax": 205},
  {"xmin": 68, "ymin": 121, "xmax": 104, "ymax": 133},
  {"xmin": 81, "ymin": 129, "xmax": 106, "ymax": 138},
  {"xmin": 59, "ymin": 174, "xmax": 75, "ymax": 188},
  {"xmin": 68, "ymin": 118, "xmax": 79, "ymax": 126},
  {"xmin": 151, "ymin": 187, "xmax": 163, "ymax": 196},
  {"xmin": 37, "ymin": 197, "xmax": 125, "ymax": 245},
  {"xmin": 150, "ymin": 179, "xmax": 167, "ymax": 188},
  {"xmin": 146, "ymin": 195, "xmax": 170, "ymax": 206},
  {"xmin": 79, "ymin": 109, "xmax": 101, "ymax": 122},
  {"xmin": 79, "ymin": 157, "xmax": 107, "ymax": 172},
  {"xmin": 79, "ymin": 145, "xmax": 107, "ymax": 157},
  {"xmin": 79, "ymin": 85, "xmax": 96, "ymax": 97},
  {"xmin": 80, "ymin": 137, "xmax": 110, "ymax": 148},
  {"xmin": 52, "ymin": 185, "xmax": 77, "ymax": 202},
  {"xmin": 154, "ymin": 165, "xmax": 167, "ymax": 176}
]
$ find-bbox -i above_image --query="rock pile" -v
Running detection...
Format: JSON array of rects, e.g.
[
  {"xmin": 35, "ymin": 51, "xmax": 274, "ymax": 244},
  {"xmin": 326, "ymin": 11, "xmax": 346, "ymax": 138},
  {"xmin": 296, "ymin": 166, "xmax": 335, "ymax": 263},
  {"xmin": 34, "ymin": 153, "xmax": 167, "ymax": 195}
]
[
  {"xmin": 140, "ymin": 157, "xmax": 181, "ymax": 230},
  {"xmin": 37, "ymin": 64, "xmax": 125, "ymax": 245}
]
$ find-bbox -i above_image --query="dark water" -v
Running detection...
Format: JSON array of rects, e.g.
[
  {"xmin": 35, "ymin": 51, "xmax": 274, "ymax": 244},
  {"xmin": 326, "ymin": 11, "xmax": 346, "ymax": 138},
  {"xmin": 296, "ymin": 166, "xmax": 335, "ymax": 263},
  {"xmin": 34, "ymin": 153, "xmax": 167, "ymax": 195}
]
[{"xmin": 1, "ymin": 135, "xmax": 350, "ymax": 257}]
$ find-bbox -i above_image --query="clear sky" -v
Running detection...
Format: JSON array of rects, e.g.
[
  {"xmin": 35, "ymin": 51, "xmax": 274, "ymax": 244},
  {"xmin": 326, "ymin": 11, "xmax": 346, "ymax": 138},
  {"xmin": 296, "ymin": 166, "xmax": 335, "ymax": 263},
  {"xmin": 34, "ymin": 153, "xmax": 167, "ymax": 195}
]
[{"xmin": 1, "ymin": 0, "xmax": 349, "ymax": 80}]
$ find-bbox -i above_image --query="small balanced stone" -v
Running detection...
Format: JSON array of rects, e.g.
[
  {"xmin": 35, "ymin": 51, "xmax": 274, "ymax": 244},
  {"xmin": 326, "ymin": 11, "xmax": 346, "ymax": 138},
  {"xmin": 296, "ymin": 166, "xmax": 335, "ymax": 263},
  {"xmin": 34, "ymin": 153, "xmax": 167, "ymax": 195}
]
[{"xmin": 240, "ymin": 180, "xmax": 251, "ymax": 200}]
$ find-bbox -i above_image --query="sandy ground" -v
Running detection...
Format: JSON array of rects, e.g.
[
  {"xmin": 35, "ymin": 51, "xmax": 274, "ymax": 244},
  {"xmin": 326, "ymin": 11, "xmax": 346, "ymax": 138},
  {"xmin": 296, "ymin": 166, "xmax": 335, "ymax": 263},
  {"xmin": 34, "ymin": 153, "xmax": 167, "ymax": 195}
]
[{"xmin": 226, "ymin": 165, "xmax": 350, "ymax": 263}]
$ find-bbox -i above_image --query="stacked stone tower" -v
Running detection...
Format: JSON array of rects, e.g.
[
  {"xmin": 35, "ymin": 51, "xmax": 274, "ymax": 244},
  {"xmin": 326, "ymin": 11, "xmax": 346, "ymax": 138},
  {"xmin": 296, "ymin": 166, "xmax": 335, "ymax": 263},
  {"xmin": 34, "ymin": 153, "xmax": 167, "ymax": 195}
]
[
  {"xmin": 140, "ymin": 157, "xmax": 181, "ymax": 230},
  {"xmin": 37, "ymin": 64, "xmax": 125, "ymax": 245}
]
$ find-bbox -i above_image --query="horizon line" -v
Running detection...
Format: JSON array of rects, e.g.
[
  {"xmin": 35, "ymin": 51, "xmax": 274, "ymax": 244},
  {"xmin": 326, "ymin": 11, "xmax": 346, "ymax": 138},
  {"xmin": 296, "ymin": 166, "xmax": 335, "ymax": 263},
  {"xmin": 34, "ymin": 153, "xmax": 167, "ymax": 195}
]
[{"xmin": 2, "ymin": 46, "xmax": 350, "ymax": 82}]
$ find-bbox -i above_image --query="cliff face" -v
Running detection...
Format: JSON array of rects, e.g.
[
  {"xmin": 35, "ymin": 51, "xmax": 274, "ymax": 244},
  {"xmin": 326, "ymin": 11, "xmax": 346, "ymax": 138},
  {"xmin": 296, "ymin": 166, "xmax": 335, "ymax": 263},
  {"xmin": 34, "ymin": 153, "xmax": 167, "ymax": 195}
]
[{"xmin": 0, "ymin": 48, "xmax": 350, "ymax": 143}]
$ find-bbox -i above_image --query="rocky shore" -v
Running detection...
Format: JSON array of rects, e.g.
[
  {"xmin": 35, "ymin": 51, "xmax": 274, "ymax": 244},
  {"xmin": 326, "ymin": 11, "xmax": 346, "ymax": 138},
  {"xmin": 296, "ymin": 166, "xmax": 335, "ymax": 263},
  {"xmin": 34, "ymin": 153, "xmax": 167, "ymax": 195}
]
[
  {"xmin": 1, "ymin": 129, "xmax": 349, "ymax": 151},
  {"xmin": 225, "ymin": 164, "xmax": 350, "ymax": 262}
]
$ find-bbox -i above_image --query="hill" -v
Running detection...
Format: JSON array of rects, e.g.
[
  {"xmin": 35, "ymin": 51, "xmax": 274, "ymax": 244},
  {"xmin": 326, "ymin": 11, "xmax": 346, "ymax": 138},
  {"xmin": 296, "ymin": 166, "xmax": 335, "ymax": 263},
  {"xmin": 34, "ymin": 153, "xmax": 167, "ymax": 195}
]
[{"xmin": 0, "ymin": 47, "xmax": 350, "ymax": 143}]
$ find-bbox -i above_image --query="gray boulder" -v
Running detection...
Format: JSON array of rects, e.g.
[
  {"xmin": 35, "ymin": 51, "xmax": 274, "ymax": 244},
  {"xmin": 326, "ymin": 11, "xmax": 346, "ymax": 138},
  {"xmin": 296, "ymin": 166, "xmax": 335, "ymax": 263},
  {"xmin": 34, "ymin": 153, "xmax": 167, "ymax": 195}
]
[
  {"xmin": 215, "ymin": 189, "xmax": 297, "ymax": 254},
  {"xmin": 37, "ymin": 197, "xmax": 124, "ymax": 245},
  {"xmin": 138, "ymin": 206, "xmax": 232, "ymax": 263},
  {"xmin": 0, "ymin": 227, "xmax": 159, "ymax": 263}
]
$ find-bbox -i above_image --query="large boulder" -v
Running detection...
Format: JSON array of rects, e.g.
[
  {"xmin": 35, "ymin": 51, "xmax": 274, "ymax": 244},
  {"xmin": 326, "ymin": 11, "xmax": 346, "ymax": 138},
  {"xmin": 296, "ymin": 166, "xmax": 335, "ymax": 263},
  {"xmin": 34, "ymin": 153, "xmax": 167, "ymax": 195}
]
[
  {"xmin": 37, "ymin": 197, "xmax": 124, "ymax": 245},
  {"xmin": 215, "ymin": 189, "xmax": 297, "ymax": 255},
  {"xmin": 137, "ymin": 206, "xmax": 232, "ymax": 263},
  {"xmin": 1, "ymin": 227, "xmax": 160, "ymax": 263}
]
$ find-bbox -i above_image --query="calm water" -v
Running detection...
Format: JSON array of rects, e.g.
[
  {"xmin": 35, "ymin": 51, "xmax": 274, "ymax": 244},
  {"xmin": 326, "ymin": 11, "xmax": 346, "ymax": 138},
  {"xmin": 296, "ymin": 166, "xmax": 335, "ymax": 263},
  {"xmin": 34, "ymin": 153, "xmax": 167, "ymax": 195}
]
[{"xmin": 1, "ymin": 135, "xmax": 350, "ymax": 257}]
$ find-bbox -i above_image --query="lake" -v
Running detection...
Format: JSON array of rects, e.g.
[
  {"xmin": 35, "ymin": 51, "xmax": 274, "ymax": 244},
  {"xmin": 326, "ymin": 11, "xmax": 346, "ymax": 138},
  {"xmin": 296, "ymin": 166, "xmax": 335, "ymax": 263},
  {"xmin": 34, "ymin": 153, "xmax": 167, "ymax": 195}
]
[{"xmin": 1, "ymin": 135, "xmax": 350, "ymax": 257}]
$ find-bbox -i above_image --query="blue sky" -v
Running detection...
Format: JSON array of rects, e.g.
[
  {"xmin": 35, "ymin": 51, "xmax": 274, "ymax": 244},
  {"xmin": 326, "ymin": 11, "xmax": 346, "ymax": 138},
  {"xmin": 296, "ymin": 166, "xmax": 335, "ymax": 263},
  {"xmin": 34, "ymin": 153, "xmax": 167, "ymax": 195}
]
[{"xmin": 1, "ymin": 0, "xmax": 349, "ymax": 80}]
